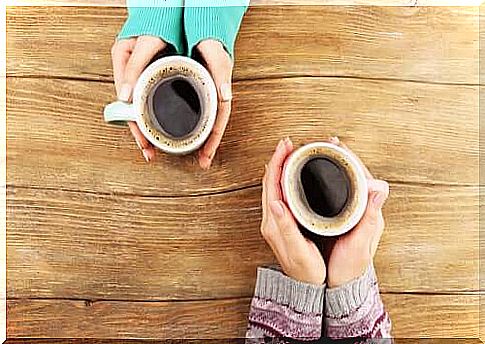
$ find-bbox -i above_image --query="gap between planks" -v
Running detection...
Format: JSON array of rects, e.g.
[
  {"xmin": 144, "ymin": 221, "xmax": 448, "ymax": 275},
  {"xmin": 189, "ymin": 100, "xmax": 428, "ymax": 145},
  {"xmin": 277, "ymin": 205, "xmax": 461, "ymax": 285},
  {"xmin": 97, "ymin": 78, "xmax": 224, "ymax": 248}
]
[
  {"xmin": 7, "ymin": 289, "xmax": 485, "ymax": 304},
  {"xmin": 6, "ymin": 178, "xmax": 478, "ymax": 200},
  {"xmin": 6, "ymin": 73, "xmax": 483, "ymax": 88}
]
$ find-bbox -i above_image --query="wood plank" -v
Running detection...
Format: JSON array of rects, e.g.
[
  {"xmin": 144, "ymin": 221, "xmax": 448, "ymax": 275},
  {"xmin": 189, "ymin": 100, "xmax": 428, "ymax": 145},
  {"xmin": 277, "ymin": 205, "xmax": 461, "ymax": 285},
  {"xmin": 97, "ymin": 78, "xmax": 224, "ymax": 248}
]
[
  {"xmin": 5, "ymin": 340, "xmax": 246, "ymax": 344},
  {"xmin": 6, "ymin": 294, "xmax": 479, "ymax": 339},
  {"xmin": 5, "ymin": 341, "xmax": 246, "ymax": 344},
  {"xmin": 5, "ymin": 340, "xmax": 482, "ymax": 344},
  {"xmin": 6, "ymin": 6, "xmax": 478, "ymax": 84},
  {"xmin": 383, "ymin": 293, "xmax": 479, "ymax": 338},
  {"xmin": 6, "ymin": 77, "xmax": 478, "ymax": 195},
  {"xmin": 8, "ymin": 1, "xmax": 483, "ymax": 6},
  {"xmin": 7, "ymin": 183, "xmax": 478, "ymax": 300},
  {"xmin": 6, "ymin": 298, "xmax": 250, "ymax": 339}
]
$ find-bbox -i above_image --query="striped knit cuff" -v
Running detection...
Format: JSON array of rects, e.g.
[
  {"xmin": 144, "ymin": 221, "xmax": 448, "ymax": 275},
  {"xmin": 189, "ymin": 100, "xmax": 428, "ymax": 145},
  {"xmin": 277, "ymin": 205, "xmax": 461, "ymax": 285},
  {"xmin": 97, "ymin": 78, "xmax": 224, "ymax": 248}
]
[
  {"xmin": 254, "ymin": 267, "xmax": 326, "ymax": 315},
  {"xmin": 184, "ymin": 4, "xmax": 248, "ymax": 59},
  {"xmin": 118, "ymin": 5, "xmax": 184, "ymax": 54},
  {"xmin": 325, "ymin": 264, "xmax": 378, "ymax": 318}
]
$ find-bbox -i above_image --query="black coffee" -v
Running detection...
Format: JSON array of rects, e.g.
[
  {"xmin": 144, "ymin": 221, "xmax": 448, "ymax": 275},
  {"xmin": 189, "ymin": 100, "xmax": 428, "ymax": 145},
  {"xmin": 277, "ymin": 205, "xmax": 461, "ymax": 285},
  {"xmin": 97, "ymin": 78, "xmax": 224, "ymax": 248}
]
[
  {"xmin": 300, "ymin": 158, "xmax": 350, "ymax": 217},
  {"xmin": 149, "ymin": 76, "xmax": 202, "ymax": 138}
]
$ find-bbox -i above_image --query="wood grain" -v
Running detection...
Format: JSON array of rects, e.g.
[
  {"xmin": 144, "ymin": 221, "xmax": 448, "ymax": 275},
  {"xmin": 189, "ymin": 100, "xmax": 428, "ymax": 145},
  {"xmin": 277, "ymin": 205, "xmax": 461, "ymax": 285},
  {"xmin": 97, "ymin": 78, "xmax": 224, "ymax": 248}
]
[
  {"xmin": 6, "ymin": 77, "xmax": 478, "ymax": 196},
  {"xmin": 7, "ymin": 294, "xmax": 479, "ymax": 339},
  {"xmin": 5, "ymin": 340, "xmax": 246, "ymax": 344},
  {"xmin": 5, "ymin": 341, "xmax": 483, "ymax": 344},
  {"xmin": 5, "ymin": 5, "xmax": 481, "ymax": 341},
  {"xmin": 383, "ymin": 293, "xmax": 479, "ymax": 338},
  {"xmin": 7, "ymin": 298, "xmax": 250, "ymax": 339},
  {"xmin": 8, "ymin": 0, "xmax": 483, "ymax": 6},
  {"xmin": 7, "ymin": 183, "xmax": 478, "ymax": 300},
  {"xmin": 6, "ymin": 6, "xmax": 479, "ymax": 84}
]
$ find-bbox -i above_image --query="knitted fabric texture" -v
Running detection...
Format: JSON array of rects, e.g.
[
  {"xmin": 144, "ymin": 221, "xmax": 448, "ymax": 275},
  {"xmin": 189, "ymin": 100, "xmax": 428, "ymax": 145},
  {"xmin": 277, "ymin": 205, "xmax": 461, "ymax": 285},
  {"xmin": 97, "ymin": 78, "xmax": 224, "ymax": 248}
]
[
  {"xmin": 246, "ymin": 265, "xmax": 392, "ymax": 343},
  {"xmin": 118, "ymin": 0, "xmax": 249, "ymax": 58}
]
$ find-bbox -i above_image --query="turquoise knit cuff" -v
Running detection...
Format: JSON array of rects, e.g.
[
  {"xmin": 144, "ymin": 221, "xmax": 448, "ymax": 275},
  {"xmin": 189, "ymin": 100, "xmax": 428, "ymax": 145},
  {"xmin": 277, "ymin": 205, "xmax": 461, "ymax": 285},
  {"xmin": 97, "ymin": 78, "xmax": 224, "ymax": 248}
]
[
  {"xmin": 184, "ymin": 5, "xmax": 248, "ymax": 59},
  {"xmin": 118, "ymin": 5, "xmax": 184, "ymax": 55}
]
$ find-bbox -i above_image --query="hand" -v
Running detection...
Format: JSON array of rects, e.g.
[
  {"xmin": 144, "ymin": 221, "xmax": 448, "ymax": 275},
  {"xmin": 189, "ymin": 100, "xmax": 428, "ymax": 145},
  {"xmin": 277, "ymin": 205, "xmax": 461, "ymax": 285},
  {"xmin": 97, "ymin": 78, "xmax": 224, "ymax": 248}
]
[
  {"xmin": 260, "ymin": 138, "xmax": 326, "ymax": 285},
  {"xmin": 111, "ymin": 36, "xmax": 167, "ymax": 162},
  {"xmin": 325, "ymin": 137, "xmax": 390, "ymax": 288},
  {"xmin": 196, "ymin": 40, "xmax": 234, "ymax": 169}
]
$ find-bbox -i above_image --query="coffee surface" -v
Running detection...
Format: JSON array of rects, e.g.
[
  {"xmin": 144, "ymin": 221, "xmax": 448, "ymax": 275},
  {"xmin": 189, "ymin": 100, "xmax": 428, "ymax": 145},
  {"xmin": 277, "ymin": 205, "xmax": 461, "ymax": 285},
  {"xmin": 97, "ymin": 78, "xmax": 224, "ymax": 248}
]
[
  {"xmin": 150, "ymin": 76, "xmax": 201, "ymax": 138},
  {"xmin": 300, "ymin": 158, "xmax": 350, "ymax": 217}
]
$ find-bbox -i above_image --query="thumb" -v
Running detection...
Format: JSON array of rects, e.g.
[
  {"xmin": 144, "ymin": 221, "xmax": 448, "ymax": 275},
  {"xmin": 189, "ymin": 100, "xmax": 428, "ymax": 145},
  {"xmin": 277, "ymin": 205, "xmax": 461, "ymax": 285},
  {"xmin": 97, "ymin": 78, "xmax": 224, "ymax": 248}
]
[
  {"xmin": 367, "ymin": 179, "xmax": 389, "ymax": 210},
  {"xmin": 358, "ymin": 180, "xmax": 389, "ymax": 232},
  {"xmin": 119, "ymin": 37, "xmax": 166, "ymax": 102}
]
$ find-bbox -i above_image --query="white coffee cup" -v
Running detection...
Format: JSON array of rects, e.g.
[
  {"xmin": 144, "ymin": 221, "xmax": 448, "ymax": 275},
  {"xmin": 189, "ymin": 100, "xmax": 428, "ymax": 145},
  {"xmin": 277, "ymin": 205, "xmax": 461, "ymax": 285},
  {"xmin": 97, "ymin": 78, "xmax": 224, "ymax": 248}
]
[
  {"xmin": 104, "ymin": 56, "xmax": 217, "ymax": 155},
  {"xmin": 281, "ymin": 142, "xmax": 368, "ymax": 236}
]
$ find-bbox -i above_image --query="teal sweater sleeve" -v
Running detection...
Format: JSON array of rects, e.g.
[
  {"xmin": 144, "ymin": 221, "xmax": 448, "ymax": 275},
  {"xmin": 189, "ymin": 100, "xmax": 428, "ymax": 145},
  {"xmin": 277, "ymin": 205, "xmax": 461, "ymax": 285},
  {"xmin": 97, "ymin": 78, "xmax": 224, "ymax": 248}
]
[
  {"xmin": 118, "ymin": 0, "xmax": 184, "ymax": 54},
  {"xmin": 184, "ymin": 0, "xmax": 249, "ymax": 59}
]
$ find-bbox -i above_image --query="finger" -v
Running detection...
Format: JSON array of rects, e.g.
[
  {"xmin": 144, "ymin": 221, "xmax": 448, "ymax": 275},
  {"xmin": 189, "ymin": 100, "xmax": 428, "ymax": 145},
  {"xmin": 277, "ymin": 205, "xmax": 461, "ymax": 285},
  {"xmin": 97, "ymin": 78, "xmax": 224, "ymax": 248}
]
[
  {"xmin": 128, "ymin": 121, "xmax": 156, "ymax": 163},
  {"xmin": 269, "ymin": 200, "xmax": 307, "ymax": 247},
  {"xmin": 197, "ymin": 42, "xmax": 234, "ymax": 169},
  {"xmin": 262, "ymin": 164, "xmax": 269, "ymax": 216},
  {"xmin": 367, "ymin": 179, "xmax": 390, "ymax": 200},
  {"xmin": 198, "ymin": 99, "xmax": 231, "ymax": 169},
  {"xmin": 120, "ymin": 36, "xmax": 166, "ymax": 101},
  {"xmin": 268, "ymin": 200, "xmax": 323, "ymax": 278},
  {"xmin": 265, "ymin": 138, "xmax": 294, "ymax": 204},
  {"xmin": 111, "ymin": 38, "xmax": 137, "ymax": 95},
  {"xmin": 353, "ymin": 180, "xmax": 390, "ymax": 241},
  {"xmin": 329, "ymin": 136, "xmax": 373, "ymax": 180}
]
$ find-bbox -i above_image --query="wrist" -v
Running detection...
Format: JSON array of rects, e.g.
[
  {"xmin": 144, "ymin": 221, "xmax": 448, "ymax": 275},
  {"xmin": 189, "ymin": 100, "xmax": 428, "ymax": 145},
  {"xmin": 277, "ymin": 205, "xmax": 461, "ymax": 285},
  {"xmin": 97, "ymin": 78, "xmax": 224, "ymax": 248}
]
[
  {"xmin": 327, "ymin": 261, "xmax": 369, "ymax": 288},
  {"xmin": 284, "ymin": 266, "xmax": 326, "ymax": 286},
  {"xmin": 197, "ymin": 39, "xmax": 224, "ymax": 51}
]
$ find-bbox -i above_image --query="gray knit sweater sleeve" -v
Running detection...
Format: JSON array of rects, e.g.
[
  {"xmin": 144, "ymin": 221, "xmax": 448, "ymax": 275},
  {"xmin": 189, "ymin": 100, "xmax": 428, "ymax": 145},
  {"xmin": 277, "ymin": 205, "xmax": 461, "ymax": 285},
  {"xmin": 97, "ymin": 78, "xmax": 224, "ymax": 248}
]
[
  {"xmin": 246, "ymin": 265, "xmax": 392, "ymax": 343},
  {"xmin": 325, "ymin": 264, "xmax": 393, "ymax": 341},
  {"xmin": 246, "ymin": 267, "xmax": 325, "ymax": 341}
]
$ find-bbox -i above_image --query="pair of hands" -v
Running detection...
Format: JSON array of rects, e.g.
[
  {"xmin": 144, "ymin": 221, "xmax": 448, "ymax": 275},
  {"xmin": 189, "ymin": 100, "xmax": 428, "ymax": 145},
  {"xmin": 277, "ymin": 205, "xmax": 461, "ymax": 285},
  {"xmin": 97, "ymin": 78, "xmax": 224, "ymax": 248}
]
[
  {"xmin": 111, "ymin": 36, "xmax": 233, "ymax": 168},
  {"xmin": 261, "ymin": 137, "xmax": 390, "ymax": 287}
]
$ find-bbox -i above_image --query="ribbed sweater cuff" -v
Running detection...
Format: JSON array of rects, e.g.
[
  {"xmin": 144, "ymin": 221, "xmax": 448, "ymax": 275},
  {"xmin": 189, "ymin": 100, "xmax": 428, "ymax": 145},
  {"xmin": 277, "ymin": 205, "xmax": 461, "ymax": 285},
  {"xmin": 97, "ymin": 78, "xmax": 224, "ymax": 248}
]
[
  {"xmin": 325, "ymin": 264, "xmax": 378, "ymax": 318},
  {"xmin": 255, "ymin": 267, "xmax": 326, "ymax": 315},
  {"xmin": 118, "ymin": 6, "xmax": 184, "ymax": 54},
  {"xmin": 184, "ymin": 5, "xmax": 248, "ymax": 59}
]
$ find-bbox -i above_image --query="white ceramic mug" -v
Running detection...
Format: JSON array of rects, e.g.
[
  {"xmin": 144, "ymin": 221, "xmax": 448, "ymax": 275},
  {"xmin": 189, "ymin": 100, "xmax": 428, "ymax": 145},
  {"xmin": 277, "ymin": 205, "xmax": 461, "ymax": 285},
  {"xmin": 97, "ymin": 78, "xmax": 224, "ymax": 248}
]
[
  {"xmin": 104, "ymin": 56, "xmax": 217, "ymax": 155},
  {"xmin": 281, "ymin": 142, "xmax": 368, "ymax": 236}
]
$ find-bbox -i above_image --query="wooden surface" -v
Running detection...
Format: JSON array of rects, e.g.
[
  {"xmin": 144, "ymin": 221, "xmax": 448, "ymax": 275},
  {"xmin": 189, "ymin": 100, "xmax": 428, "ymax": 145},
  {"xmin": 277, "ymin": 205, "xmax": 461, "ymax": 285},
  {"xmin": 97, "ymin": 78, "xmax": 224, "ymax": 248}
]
[
  {"xmin": 8, "ymin": 0, "xmax": 484, "ymax": 6},
  {"xmin": 6, "ymin": 184, "xmax": 478, "ymax": 300},
  {"xmin": 6, "ymin": 294, "xmax": 480, "ymax": 339},
  {"xmin": 4, "ymin": 341, "xmax": 484, "ymax": 344},
  {"xmin": 6, "ymin": 4, "xmax": 480, "ymax": 341},
  {"xmin": 7, "ymin": 7, "xmax": 479, "ymax": 84}
]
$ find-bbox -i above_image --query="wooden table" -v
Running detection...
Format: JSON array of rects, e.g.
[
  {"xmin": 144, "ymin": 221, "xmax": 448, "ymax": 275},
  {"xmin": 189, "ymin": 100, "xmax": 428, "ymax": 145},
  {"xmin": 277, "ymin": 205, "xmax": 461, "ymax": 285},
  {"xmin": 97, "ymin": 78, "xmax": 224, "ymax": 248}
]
[{"xmin": 5, "ymin": 3, "xmax": 480, "ymax": 341}]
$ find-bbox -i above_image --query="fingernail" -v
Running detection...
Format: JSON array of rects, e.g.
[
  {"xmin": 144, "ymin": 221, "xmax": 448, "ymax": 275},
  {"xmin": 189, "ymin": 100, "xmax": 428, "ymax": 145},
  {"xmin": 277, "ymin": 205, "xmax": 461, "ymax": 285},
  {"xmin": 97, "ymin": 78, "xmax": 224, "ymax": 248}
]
[
  {"xmin": 118, "ymin": 84, "xmax": 132, "ymax": 102},
  {"xmin": 220, "ymin": 82, "xmax": 232, "ymax": 102},
  {"xmin": 372, "ymin": 192, "xmax": 385, "ymax": 208},
  {"xmin": 270, "ymin": 200, "xmax": 285, "ymax": 217},
  {"xmin": 284, "ymin": 137, "xmax": 292, "ymax": 147},
  {"xmin": 329, "ymin": 136, "xmax": 340, "ymax": 144},
  {"xmin": 142, "ymin": 149, "xmax": 151, "ymax": 163},
  {"xmin": 277, "ymin": 139, "xmax": 284, "ymax": 150}
]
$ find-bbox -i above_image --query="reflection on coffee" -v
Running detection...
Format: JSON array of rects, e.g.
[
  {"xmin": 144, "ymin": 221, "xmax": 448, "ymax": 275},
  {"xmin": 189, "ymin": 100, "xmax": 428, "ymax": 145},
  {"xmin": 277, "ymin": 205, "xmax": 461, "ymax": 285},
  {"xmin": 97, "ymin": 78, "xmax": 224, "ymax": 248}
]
[
  {"xmin": 300, "ymin": 158, "xmax": 350, "ymax": 218},
  {"xmin": 148, "ymin": 76, "xmax": 202, "ymax": 139}
]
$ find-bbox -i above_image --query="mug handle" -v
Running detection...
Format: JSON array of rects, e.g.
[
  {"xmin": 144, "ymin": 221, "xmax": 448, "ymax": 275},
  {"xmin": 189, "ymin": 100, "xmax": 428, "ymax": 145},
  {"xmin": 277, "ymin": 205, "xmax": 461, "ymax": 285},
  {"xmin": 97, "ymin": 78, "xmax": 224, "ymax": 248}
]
[{"xmin": 104, "ymin": 101, "xmax": 137, "ymax": 126}]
